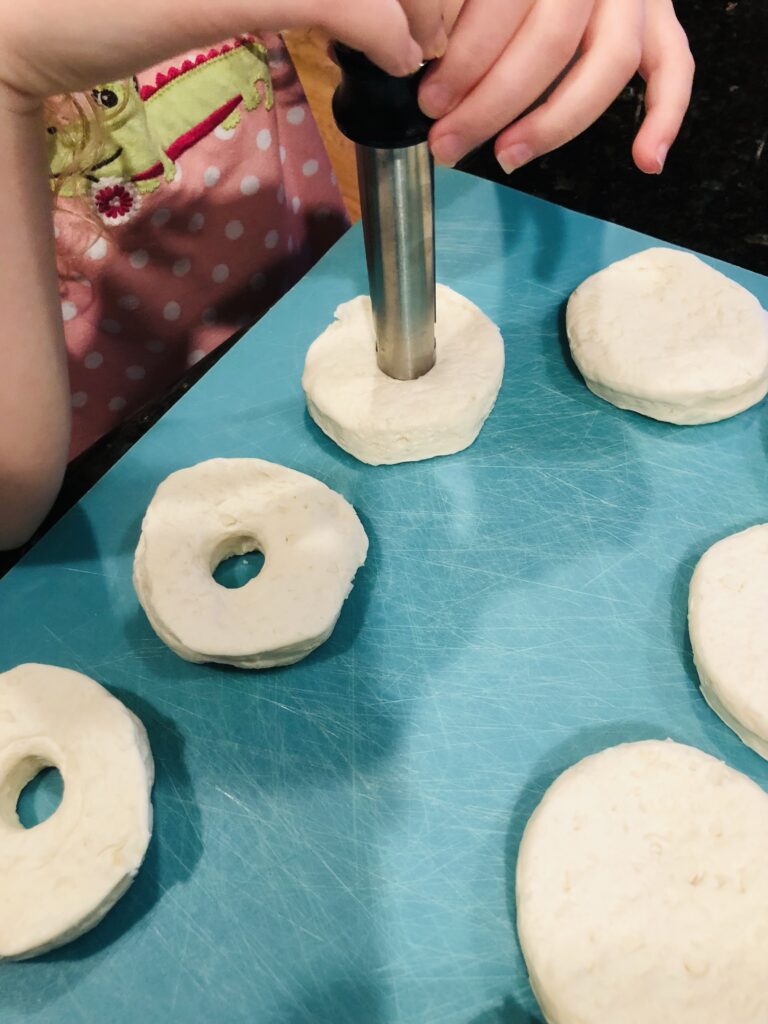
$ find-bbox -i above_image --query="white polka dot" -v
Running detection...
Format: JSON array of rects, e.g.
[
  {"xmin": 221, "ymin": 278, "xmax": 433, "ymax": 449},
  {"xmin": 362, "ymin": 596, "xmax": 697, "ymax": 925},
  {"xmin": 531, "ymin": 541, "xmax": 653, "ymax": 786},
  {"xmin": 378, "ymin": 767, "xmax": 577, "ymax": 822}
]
[
  {"xmin": 225, "ymin": 220, "xmax": 244, "ymax": 240},
  {"xmin": 87, "ymin": 237, "xmax": 108, "ymax": 261},
  {"xmin": 302, "ymin": 159, "xmax": 319, "ymax": 177},
  {"xmin": 188, "ymin": 349, "xmax": 205, "ymax": 366},
  {"xmin": 279, "ymin": 146, "xmax": 287, "ymax": 165},
  {"xmin": 100, "ymin": 319, "xmax": 121, "ymax": 335},
  {"xmin": 264, "ymin": 230, "xmax": 279, "ymax": 250},
  {"xmin": 84, "ymin": 351, "xmax": 103, "ymax": 370},
  {"xmin": 109, "ymin": 396, "xmax": 127, "ymax": 413},
  {"xmin": 288, "ymin": 236, "xmax": 294, "ymax": 254},
  {"xmin": 202, "ymin": 307, "xmax": 217, "ymax": 324},
  {"xmin": 212, "ymin": 264, "xmax": 230, "ymax": 283},
  {"xmin": 204, "ymin": 166, "xmax": 221, "ymax": 187},
  {"xmin": 286, "ymin": 106, "xmax": 306, "ymax": 126},
  {"xmin": 71, "ymin": 391, "xmax": 88, "ymax": 408},
  {"xmin": 214, "ymin": 124, "xmax": 236, "ymax": 141},
  {"xmin": 163, "ymin": 301, "xmax": 182, "ymax": 321},
  {"xmin": 291, "ymin": 196, "xmax": 301, "ymax": 214},
  {"xmin": 249, "ymin": 272, "xmax": 265, "ymax": 290},
  {"xmin": 151, "ymin": 207, "xmax": 172, "ymax": 227},
  {"xmin": 277, "ymin": 184, "xmax": 285, "ymax": 205},
  {"xmin": 118, "ymin": 294, "xmax": 141, "ymax": 311},
  {"xmin": 330, "ymin": 170, "xmax": 337, "ymax": 186},
  {"xmin": 173, "ymin": 258, "xmax": 192, "ymax": 277},
  {"xmin": 126, "ymin": 365, "xmax": 146, "ymax": 381},
  {"xmin": 188, "ymin": 213, "xmax": 205, "ymax": 233},
  {"xmin": 61, "ymin": 300, "xmax": 78, "ymax": 322},
  {"xmin": 171, "ymin": 161, "xmax": 184, "ymax": 185},
  {"xmin": 54, "ymin": 226, "xmax": 61, "ymax": 239},
  {"xmin": 129, "ymin": 249, "xmax": 149, "ymax": 269},
  {"xmin": 240, "ymin": 175, "xmax": 260, "ymax": 196},
  {"xmin": 256, "ymin": 128, "xmax": 272, "ymax": 151},
  {"xmin": 145, "ymin": 339, "xmax": 166, "ymax": 354}
]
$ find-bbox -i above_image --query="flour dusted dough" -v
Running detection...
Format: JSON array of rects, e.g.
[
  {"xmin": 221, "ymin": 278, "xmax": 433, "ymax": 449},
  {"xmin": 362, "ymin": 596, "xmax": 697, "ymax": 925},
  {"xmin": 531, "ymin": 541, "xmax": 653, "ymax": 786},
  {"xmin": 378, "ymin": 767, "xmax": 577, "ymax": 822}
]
[
  {"xmin": 302, "ymin": 284, "xmax": 504, "ymax": 465},
  {"xmin": 516, "ymin": 740, "xmax": 768, "ymax": 1024},
  {"xmin": 689, "ymin": 524, "xmax": 768, "ymax": 758},
  {"xmin": 0, "ymin": 664, "xmax": 153, "ymax": 960},
  {"xmin": 566, "ymin": 248, "xmax": 768, "ymax": 424},
  {"xmin": 134, "ymin": 458, "xmax": 368, "ymax": 668}
]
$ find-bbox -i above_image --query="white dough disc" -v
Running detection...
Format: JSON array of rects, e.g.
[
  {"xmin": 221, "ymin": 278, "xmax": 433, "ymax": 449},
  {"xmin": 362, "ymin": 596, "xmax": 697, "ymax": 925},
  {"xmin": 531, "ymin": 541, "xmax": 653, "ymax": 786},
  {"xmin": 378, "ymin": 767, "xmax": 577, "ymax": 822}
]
[
  {"xmin": 0, "ymin": 664, "xmax": 153, "ymax": 960},
  {"xmin": 301, "ymin": 284, "xmax": 504, "ymax": 465},
  {"xmin": 566, "ymin": 247, "xmax": 768, "ymax": 424},
  {"xmin": 689, "ymin": 523, "xmax": 768, "ymax": 758},
  {"xmin": 516, "ymin": 739, "xmax": 768, "ymax": 1024},
  {"xmin": 133, "ymin": 458, "xmax": 368, "ymax": 668}
]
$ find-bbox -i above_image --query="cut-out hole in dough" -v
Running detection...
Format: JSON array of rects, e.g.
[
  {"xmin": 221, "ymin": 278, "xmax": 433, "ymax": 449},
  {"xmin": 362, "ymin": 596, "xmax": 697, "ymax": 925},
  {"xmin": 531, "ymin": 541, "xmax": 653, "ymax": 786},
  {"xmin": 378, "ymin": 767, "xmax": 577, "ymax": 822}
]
[
  {"xmin": 213, "ymin": 549, "xmax": 265, "ymax": 589},
  {"xmin": 17, "ymin": 765, "xmax": 64, "ymax": 829}
]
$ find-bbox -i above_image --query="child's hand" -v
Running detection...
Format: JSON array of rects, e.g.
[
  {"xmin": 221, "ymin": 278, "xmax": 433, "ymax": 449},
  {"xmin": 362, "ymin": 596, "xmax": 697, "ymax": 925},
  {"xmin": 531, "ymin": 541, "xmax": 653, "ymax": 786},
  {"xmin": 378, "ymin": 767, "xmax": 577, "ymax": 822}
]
[
  {"xmin": 419, "ymin": 0, "xmax": 694, "ymax": 173},
  {"xmin": 0, "ymin": 0, "xmax": 423, "ymax": 108}
]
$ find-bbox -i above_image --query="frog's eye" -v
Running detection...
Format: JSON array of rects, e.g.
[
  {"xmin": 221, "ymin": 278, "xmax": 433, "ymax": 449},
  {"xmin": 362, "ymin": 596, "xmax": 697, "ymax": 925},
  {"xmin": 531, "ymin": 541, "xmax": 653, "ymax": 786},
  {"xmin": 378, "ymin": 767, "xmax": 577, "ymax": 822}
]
[
  {"xmin": 92, "ymin": 88, "xmax": 119, "ymax": 109},
  {"xmin": 46, "ymin": 126, "xmax": 57, "ymax": 135}
]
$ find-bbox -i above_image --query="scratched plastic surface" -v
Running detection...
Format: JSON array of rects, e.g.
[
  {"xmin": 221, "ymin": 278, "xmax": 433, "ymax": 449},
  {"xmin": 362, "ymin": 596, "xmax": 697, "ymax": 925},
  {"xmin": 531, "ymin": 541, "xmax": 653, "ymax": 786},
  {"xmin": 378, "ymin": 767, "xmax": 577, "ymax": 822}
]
[{"xmin": 2, "ymin": 170, "xmax": 768, "ymax": 1024}]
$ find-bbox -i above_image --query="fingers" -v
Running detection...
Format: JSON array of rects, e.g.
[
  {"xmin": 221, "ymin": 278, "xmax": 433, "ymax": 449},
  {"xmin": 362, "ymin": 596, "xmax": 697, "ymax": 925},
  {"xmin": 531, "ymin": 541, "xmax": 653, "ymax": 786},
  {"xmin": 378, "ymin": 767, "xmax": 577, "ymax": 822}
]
[
  {"xmin": 428, "ymin": 0, "xmax": 594, "ymax": 166},
  {"xmin": 441, "ymin": 0, "xmax": 466, "ymax": 33},
  {"xmin": 419, "ymin": 0, "xmax": 533, "ymax": 119},
  {"xmin": 311, "ymin": 0, "xmax": 423, "ymax": 76},
  {"xmin": 631, "ymin": 0, "xmax": 694, "ymax": 173},
  {"xmin": 400, "ymin": 0, "xmax": 449, "ymax": 59},
  {"xmin": 495, "ymin": 0, "xmax": 643, "ymax": 172}
]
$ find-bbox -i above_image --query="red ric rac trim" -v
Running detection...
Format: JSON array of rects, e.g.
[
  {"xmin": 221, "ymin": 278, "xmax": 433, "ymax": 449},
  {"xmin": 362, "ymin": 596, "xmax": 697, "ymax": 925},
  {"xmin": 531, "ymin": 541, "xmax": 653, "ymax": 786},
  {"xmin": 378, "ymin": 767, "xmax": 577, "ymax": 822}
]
[{"xmin": 139, "ymin": 35, "xmax": 257, "ymax": 101}]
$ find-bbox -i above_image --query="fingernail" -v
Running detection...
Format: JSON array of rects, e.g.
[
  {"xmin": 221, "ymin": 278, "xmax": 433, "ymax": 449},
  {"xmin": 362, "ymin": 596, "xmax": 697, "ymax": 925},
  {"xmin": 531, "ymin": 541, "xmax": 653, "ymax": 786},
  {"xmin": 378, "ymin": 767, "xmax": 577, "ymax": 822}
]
[
  {"xmin": 431, "ymin": 133, "xmax": 465, "ymax": 167},
  {"xmin": 655, "ymin": 143, "xmax": 669, "ymax": 173},
  {"xmin": 419, "ymin": 81, "xmax": 453, "ymax": 118},
  {"xmin": 426, "ymin": 26, "xmax": 449, "ymax": 60},
  {"xmin": 497, "ymin": 142, "xmax": 533, "ymax": 174},
  {"xmin": 403, "ymin": 41, "xmax": 424, "ymax": 75}
]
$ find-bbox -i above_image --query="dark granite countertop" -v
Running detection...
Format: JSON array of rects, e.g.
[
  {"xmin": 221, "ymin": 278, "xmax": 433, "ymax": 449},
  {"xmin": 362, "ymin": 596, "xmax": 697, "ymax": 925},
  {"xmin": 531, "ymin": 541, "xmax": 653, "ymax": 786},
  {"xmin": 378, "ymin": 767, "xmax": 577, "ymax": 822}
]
[{"xmin": 1, "ymin": 0, "xmax": 765, "ymax": 575}]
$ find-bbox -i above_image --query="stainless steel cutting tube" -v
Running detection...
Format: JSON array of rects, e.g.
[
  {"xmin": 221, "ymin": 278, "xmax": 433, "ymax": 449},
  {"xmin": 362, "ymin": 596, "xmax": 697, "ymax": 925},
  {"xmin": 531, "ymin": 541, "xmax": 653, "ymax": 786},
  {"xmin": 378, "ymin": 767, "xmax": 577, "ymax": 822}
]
[{"xmin": 356, "ymin": 142, "xmax": 436, "ymax": 381}]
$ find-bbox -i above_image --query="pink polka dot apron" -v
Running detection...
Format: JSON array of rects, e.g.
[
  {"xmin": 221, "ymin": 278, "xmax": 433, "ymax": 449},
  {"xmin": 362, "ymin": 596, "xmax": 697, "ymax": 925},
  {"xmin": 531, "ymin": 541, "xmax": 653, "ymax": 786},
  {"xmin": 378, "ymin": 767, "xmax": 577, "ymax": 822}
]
[{"xmin": 52, "ymin": 34, "xmax": 348, "ymax": 458}]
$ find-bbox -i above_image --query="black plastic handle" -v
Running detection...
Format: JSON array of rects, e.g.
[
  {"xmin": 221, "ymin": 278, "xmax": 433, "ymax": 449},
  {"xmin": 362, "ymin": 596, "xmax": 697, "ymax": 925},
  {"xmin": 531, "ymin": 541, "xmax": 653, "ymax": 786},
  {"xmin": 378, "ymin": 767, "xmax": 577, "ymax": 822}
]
[{"xmin": 332, "ymin": 44, "xmax": 434, "ymax": 149}]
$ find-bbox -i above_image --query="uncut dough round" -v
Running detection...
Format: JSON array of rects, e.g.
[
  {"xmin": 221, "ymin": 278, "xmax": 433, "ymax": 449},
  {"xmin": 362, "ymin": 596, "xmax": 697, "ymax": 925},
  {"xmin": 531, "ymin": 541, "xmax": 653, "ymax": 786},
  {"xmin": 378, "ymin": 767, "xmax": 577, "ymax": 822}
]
[
  {"xmin": 0, "ymin": 664, "xmax": 153, "ymax": 960},
  {"xmin": 133, "ymin": 458, "xmax": 368, "ymax": 668},
  {"xmin": 516, "ymin": 739, "xmax": 768, "ymax": 1024},
  {"xmin": 689, "ymin": 523, "xmax": 768, "ymax": 758},
  {"xmin": 566, "ymin": 247, "xmax": 768, "ymax": 424},
  {"xmin": 302, "ymin": 284, "xmax": 504, "ymax": 465}
]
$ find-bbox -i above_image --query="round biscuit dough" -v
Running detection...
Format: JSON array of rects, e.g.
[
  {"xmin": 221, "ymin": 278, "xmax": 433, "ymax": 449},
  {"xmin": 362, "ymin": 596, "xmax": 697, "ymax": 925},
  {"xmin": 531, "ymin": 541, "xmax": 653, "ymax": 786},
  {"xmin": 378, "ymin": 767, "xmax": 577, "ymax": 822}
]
[
  {"xmin": 133, "ymin": 458, "xmax": 368, "ymax": 668},
  {"xmin": 566, "ymin": 248, "xmax": 768, "ymax": 424},
  {"xmin": 689, "ymin": 523, "xmax": 768, "ymax": 758},
  {"xmin": 301, "ymin": 284, "xmax": 504, "ymax": 465},
  {"xmin": 516, "ymin": 739, "xmax": 768, "ymax": 1024},
  {"xmin": 0, "ymin": 664, "xmax": 153, "ymax": 960}
]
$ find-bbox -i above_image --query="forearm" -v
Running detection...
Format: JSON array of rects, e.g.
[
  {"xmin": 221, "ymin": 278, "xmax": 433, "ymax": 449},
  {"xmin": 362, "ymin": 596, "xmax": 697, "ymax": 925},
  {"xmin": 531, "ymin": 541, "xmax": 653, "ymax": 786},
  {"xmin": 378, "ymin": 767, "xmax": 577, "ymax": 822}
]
[{"xmin": 0, "ymin": 90, "xmax": 70, "ymax": 549}]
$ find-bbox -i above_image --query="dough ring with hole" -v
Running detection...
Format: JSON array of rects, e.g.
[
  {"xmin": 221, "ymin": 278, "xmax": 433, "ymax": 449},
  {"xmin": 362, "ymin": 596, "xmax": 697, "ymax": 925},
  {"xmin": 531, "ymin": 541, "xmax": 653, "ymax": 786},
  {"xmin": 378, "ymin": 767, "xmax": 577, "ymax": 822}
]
[
  {"xmin": 689, "ymin": 523, "xmax": 768, "ymax": 759},
  {"xmin": 517, "ymin": 739, "xmax": 768, "ymax": 1024},
  {"xmin": 0, "ymin": 663, "xmax": 154, "ymax": 961},
  {"xmin": 133, "ymin": 458, "xmax": 369, "ymax": 668},
  {"xmin": 566, "ymin": 248, "xmax": 768, "ymax": 424},
  {"xmin": 302, "ymin": 284, "xmax": 505, "ymax": 465}
]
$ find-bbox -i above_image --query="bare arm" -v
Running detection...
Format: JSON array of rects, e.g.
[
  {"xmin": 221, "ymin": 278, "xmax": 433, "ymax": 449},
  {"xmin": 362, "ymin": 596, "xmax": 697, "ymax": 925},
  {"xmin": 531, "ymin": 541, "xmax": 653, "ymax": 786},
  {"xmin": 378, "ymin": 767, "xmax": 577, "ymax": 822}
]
[{"xmin": 0, "ymin": 90, "xmax": 70, "ymax": 549}]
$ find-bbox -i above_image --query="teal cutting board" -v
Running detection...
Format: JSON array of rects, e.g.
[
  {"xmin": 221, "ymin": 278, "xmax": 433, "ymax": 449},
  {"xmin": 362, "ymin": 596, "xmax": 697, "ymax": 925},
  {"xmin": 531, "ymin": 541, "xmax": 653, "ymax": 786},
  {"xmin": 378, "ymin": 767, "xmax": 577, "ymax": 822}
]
[{"xmin": 2, "ymin": 169, "xmax": 768, "ymax": 1024}]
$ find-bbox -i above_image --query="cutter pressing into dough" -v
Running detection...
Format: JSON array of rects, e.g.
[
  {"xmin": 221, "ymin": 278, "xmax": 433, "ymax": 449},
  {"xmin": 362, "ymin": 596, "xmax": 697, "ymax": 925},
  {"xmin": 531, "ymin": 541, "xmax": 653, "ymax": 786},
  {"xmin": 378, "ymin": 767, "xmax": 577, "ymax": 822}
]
[{"xmin": 333, "ymin": 45, "xmax": 436, "ymax": 381}]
